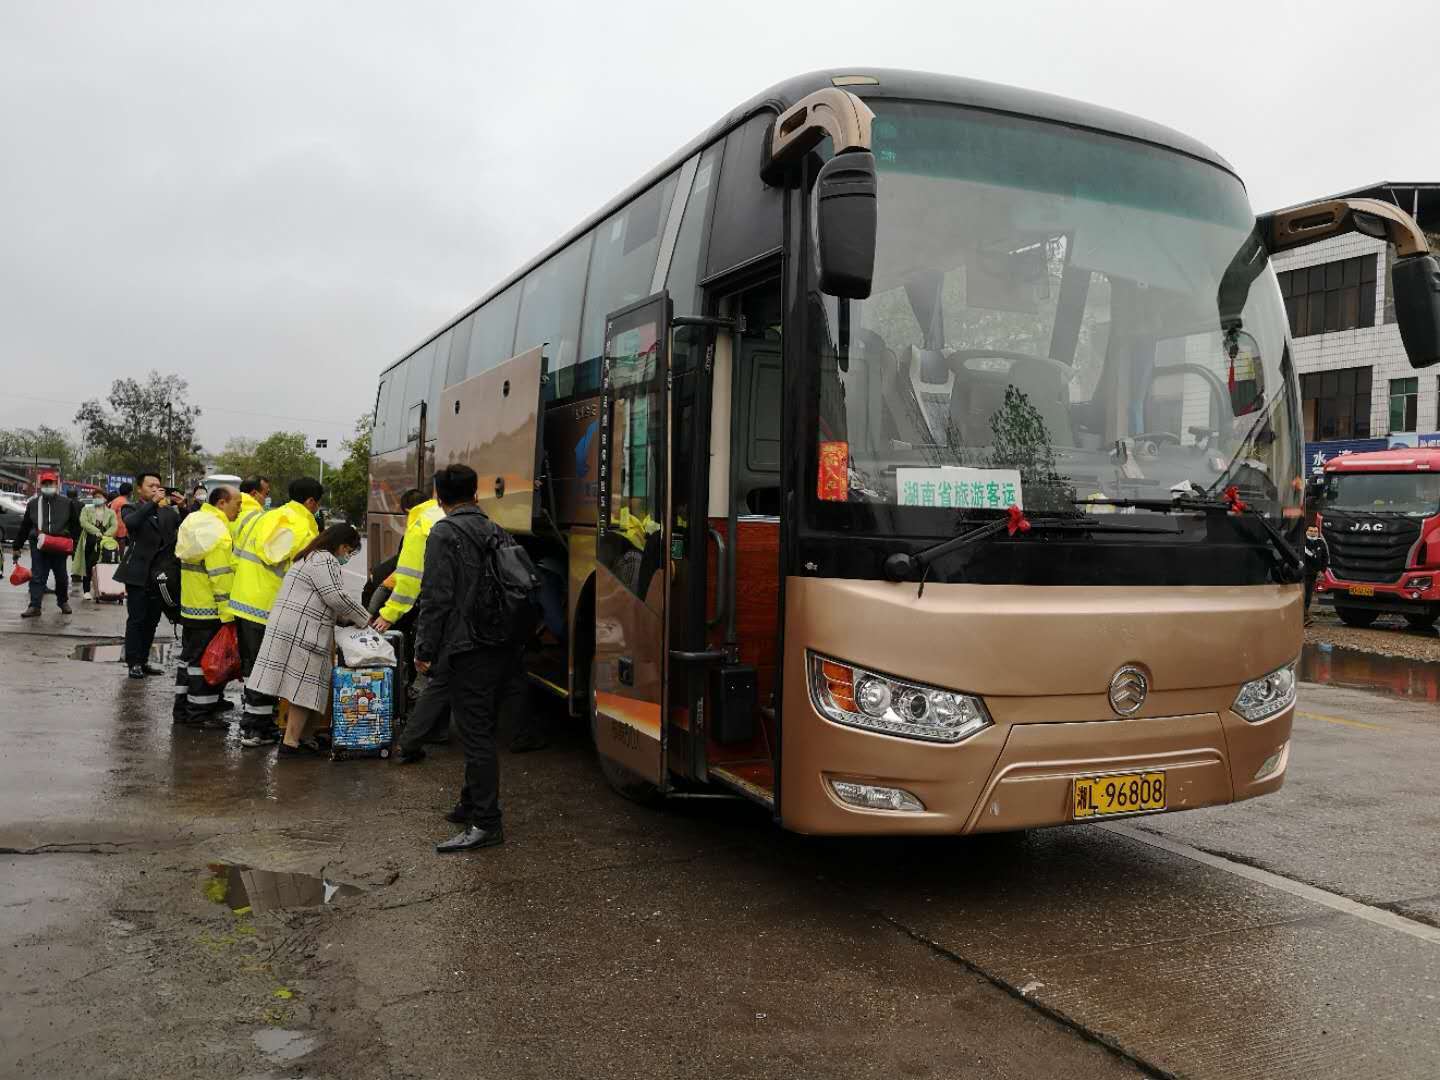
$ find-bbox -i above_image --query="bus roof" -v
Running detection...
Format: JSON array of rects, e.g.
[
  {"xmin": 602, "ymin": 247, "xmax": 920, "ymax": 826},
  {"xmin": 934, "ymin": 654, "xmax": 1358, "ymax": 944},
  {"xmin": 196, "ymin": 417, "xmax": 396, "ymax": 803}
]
[
  {"xmin": 1324, "ymin": 447, "xmax": 1440, "ymax": 473},
  {"xmin": 381, "ymin": 67, "xmax": 1238, "ymax": 378}
]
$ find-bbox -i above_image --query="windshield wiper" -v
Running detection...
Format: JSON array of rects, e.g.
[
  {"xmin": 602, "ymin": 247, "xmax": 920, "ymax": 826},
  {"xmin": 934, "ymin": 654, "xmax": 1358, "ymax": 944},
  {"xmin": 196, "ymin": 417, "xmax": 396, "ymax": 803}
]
[
  {"xmin": 1079, "ymin": 496, "xmax": 1305, "ymax": 582},
  {"xmin": 884, "ymin": 512, "xmax": 1180, "ymax": 595}
]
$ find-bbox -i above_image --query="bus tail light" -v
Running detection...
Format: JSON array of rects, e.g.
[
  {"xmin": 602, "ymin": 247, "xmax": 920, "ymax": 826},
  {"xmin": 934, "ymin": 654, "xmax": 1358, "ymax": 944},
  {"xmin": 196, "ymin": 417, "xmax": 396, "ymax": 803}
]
[{"xmin": 808, "ymin": 652, "xmax": 991, "ymax": 743}]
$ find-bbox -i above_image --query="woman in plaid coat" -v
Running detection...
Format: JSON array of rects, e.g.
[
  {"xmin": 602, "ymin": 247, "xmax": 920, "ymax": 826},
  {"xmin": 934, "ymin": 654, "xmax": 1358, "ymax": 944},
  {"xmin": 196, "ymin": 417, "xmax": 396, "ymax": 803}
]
[{"xmin": 249, "ymin": 524, "xmax": 369, "ymax": 757}]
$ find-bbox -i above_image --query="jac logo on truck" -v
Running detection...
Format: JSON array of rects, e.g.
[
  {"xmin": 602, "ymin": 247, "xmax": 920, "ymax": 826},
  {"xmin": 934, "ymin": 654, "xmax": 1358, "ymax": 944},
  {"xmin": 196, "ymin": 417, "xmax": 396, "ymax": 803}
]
[{"xmin": 1349, "ymin": 521, "xmax": 1385, "ymax": 532}]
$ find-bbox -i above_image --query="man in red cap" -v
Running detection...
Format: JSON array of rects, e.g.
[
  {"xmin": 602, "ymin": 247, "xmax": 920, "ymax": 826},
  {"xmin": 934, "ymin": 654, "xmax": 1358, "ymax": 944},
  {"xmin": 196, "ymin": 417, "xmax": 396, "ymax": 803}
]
[{"xmin": 11, "ymin": 471, "xmax": 80, "ymax": 617}]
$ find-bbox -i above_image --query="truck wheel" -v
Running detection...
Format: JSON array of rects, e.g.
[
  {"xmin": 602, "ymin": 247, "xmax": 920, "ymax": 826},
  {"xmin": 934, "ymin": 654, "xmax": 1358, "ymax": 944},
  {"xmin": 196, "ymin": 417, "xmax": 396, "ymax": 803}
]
[
  {"xmin": 1403, "ymin": 612, "xmax": 1438, "ymax": 631},
  {"xmin": 1336, "ymin": 607, "xmax": 1379, "ymax": 628},
  {"xmin": 588, "ymin": 660, "xmax": 662, "ymax": 805}
]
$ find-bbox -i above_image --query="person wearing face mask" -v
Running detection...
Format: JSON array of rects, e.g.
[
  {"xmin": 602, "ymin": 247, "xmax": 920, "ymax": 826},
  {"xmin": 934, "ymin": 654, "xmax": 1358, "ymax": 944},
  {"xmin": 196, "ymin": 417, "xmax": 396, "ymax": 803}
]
[
  {"xmin": 246, "ymin": 523, "xmax": 370, "ymax": 758},
  {"xmin": 11, "ymin": 471, "xmax": 81, "ymax": 618},
  {"xmin": 74, "ymin": 491, "xmax": 119, "ymax": 600},
  {"xmin": 173, "ymin": 486, "xmax": 241, "ymax": 727},
  {"xmin": 233, "ymin": 477, "xmax": 269, "ymax": 547}
]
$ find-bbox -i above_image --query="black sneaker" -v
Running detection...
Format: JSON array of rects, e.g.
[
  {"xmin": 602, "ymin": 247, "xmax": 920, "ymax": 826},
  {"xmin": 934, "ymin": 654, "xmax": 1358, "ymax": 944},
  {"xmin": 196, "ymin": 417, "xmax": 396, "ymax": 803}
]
[
  {"xmin": 59, "ymin": 604, "xmax": 73, "ymax": 615},
  {"xmin": 435, "ymin": 825, "xmax": 504, "ymax": 853},
  {"xmin": 128, "ymin": 665, "xmax": 147, "ymax": 679},
  {"xmin": 20, "ymin": 608, "xmax": 40, "ymax": 619},
  {"xmin": 141, "ymin": 663, "xmax": 165, "ymax": 676},
  {"xmin": 239, "ymin": 727, "xmax": 282, "ymax": 748},
  {"xmin": 393, "ymin": 746, "xmax": 426, "ymax": 765}
]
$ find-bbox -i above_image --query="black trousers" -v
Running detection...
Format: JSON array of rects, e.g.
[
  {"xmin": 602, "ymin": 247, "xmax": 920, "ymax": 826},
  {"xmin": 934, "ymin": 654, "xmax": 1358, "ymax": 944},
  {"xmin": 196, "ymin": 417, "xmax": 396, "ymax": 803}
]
[
  {"xmin": 237, "ymin": 617, "xmax": 278, "ymax": 733},
  {"xmin": 445, "ymin": 647, "xmax": 521, "ymax": 830},
  {"xmin": 80, "ymin": 537, "xmax": 99, "ymax": 593},
  {"xmin": 123, "ymin": 581, "xmax": 164, "ymax": 667},
  {"xmin": 174, "ymin": 619, "xmax": 225, "ymax": 721},
  {"xmin": 27, "ymin": 546, "xmax": 69, "ymax": 609},
  {"xmin": 1304, "ymin": 573, "xmax": 1316, "ymax": 614}
]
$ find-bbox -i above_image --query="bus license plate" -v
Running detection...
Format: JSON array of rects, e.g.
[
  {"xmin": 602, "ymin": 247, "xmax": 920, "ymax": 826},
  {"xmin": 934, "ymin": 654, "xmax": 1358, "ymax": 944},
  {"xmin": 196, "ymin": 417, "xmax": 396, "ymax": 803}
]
[
  {"xmin": 1349, "ymin": 585, "xmax": 1376, "ymax": 597},
  {"xmin": 1073, "ymin": 771, "xmax": 1166, "ymax": 819}
]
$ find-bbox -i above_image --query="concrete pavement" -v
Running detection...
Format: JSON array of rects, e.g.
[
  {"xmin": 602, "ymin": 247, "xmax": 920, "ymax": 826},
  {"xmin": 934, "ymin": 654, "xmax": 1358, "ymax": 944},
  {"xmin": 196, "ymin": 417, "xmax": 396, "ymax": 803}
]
[{"xmin": 1, "ymin": 573, "xmax": 1437, "ymax": 1079}]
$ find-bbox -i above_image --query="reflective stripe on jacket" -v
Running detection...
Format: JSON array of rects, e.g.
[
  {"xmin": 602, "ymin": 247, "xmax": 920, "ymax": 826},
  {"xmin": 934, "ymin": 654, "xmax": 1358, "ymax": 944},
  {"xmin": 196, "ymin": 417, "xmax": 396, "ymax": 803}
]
[
  {"xmin": 231, "ymin": 492, "xmax": 264, "ymax": 548},
  {"xmin": 229, "ymin": 500, "xmax": 318, "ymax": 625},
  {"xmin": 378, "ymin": 498, "xmax": 444, "ymax": 624},
  {"xmin": 178, "ymin": 503, "xmax": 237, "ymax": 622}
]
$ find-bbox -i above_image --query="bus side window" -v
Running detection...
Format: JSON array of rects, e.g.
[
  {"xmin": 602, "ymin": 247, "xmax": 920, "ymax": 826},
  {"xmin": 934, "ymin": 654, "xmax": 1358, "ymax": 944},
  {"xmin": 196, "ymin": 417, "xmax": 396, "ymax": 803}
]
[
  {"xmin": 445, "ymin": 314, "xmax": 473, "ymax": 388},
  {"xmin": 425, "ymin": 328, "xmax": 452, "ymax": 434},
  {"xmin": 706, "ymin": 114, "xmax": 783, "ymax": 280},
  {"xmin": 514, "ymin": 235, "xmax": 592, "ymax": 400},
  {"xmin": 381, "ymin": 360, "xmax": 409, "ymax": 452},
  {"xmin": 403, "ymin": 341, "xmax": 436, "ymax": 442},
  {"xmin": 666, "ymin": 144, "xmax": 722, "ymax": 316},
  {"xmin": 372, "ymin": 373, "xmax": 393, "ymax": 453},
  {"xmin": 467, "ymin": 283, "xmax": 522, "ymax": 379}
]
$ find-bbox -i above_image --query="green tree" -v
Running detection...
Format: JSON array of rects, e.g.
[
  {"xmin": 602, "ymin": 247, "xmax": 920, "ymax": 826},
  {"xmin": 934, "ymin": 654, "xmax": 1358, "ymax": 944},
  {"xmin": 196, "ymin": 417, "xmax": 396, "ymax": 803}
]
[
  {"xmin": 212, "ymin": 436, "xmax": 259, "ymax": 479},
  {"xmin": 326, "ymin": 415, "xmax": 372, "ymax": 526},
  {"xmin": 250, "ymin": 431, "xmax": 322, "ymax": 498},
  {"xmin": 0, "ymin": 426, "xmax": 82, "ymax": 478},
  {"xmin": 75, "ymin": 372, "xmax": 203, "ymax": 483}
]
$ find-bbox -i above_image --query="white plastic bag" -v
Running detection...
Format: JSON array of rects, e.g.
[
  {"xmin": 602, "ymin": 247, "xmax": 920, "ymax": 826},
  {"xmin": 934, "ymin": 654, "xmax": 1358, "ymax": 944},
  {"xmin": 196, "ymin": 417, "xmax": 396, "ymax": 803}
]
[{"xmin": 335, "ymin": 626, "xmax": 397, "ymax": 667}]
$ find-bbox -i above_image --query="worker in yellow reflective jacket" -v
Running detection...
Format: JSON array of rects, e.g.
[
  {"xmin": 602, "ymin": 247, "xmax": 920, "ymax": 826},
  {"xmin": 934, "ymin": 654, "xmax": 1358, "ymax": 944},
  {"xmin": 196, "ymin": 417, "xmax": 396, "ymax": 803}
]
[
  {"xmin": 230, "ymin": 477, "xmax": 322, "ymax": 747},
  {"xmin": 172, "ymin": 486, "xmax": 240, "ymax": 726},
  {"xmin": 232, "ymin": 476, "xmax": 269, "ymax": 547},
  {"xmin": 374, "ymin": 491, "xmax": 450, "ymax": 760}
]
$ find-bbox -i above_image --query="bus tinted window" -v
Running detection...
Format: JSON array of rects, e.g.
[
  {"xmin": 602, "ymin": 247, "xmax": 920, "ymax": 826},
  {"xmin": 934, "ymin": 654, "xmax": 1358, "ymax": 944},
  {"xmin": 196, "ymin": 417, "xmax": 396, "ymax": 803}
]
[
  {"xmin": 403, "ymin": 342, "xmax": 435, "ymax": 441},
  {"xmin": 426, "ymin": 329, "xmax": 451, "ymax": 429},
  {"xmin": 706, "ymin": 113, "xmax": 783, "ymax": 279},
  {"xmin": 381, "ymin": 362, "xmax": 409, "ymax": 451},
  {"xmin": 446, "ymin": 314, "xmax": 473, "ymax": 387},
  {"xmin": 579, "ymin": 172, "xmax": 681, "ymax": 384},
  {"xmin": 372, "ymin": 373, "xmax": 394, "ymax": 452},
  {"xmin": 467, "ymin": 283, "xmax": 521, "ymax": 378},
  {"xmin": 515, "ymin": 235, "xmax": 592, "ymax": 399},
  {"xmin": 665, "ymin": 145, "xmax": 721, "ymax": 315}
]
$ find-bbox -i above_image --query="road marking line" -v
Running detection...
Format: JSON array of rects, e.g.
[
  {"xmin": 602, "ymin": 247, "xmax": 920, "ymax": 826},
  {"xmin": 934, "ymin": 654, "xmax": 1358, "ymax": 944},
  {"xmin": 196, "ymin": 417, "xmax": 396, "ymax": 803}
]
[
  {"xmin": 1296, "ymin": 709, "xmax": 1387, "ymax": 731},
  {"xmin": 1103, "ymin": 823, "xmax": 1440, "ymax": 945}
]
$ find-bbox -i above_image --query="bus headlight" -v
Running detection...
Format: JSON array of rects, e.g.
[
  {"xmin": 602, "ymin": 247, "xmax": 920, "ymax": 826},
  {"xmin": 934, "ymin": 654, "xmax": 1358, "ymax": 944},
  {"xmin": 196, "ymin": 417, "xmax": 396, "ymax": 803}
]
[
  {"xmin": 1232, "ymin": 662, "xmax": 1297, "ymax": 722},
  {"xmin": 809, "ymin": 653, "xmax": 991, "ymax": 743}
]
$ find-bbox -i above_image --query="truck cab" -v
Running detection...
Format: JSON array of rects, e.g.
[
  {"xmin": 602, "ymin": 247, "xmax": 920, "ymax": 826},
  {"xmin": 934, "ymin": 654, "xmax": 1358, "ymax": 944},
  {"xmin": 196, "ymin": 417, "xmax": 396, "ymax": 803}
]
[{"xmin": 1316, "ymin": 447, "xmax": 1440, "ymax": 629}]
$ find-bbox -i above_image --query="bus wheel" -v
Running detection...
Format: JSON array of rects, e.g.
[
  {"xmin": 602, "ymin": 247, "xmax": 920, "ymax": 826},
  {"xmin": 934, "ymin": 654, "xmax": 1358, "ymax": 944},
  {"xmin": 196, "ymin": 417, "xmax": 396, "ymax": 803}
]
[
  {"xmin": 588, "ymin": 662, "xmax": 662, "ymax": 805},
  {"xmin": 1404, "ymin": 611, "xmax": 1438, "ymax": 631},
  {"xmin": 1336, "ymin": 607, "xmax": 1379, "ymax": 628}
]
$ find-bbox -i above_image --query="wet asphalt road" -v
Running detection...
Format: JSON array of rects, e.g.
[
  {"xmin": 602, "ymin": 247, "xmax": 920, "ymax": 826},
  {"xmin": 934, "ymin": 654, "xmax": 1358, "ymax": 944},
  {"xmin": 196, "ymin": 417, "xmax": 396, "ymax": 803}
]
[{"xmin": 1, "ymin": 576, "xmax": 1438, "ymax": 1079}]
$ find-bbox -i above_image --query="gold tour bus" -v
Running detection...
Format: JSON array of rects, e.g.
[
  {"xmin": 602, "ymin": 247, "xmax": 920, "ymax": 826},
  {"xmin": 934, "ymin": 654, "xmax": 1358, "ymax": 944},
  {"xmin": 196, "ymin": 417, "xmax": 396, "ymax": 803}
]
[{"xmin": 367, "ymin": 69, "xmax": 1440, "ymax": 833}]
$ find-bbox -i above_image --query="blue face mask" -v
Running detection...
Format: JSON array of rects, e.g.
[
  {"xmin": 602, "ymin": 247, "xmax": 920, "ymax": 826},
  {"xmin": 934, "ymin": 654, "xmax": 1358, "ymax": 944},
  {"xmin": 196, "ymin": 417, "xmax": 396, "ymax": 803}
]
[{"xmin": 337, "ymin": 552, "xmax": 353, "ymax": 566}]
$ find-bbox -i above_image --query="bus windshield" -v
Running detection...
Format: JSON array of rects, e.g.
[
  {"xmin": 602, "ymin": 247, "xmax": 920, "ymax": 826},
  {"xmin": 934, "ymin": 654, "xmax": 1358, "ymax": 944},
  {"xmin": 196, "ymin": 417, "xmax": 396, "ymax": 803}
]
[
  {"xmin": 813, "ymin": 100, "xmax": 1299, "ymax": 527},
  {"xmin": 1326, "ymin": 472, "xmax": 1440, "ymax": 515}
]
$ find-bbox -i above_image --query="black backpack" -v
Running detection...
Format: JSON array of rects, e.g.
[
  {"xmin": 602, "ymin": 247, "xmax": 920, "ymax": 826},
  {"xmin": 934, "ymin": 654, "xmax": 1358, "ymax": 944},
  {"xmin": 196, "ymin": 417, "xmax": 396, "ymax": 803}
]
[{"xmin": 456, "ymin": 521, "xmax": 542, "ymax": 648}]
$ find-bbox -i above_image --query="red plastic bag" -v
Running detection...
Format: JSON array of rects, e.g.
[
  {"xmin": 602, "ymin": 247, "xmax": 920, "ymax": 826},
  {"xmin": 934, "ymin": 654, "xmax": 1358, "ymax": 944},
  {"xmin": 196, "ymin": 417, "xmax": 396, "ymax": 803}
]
[
  {"xmin": 9, "ymin": 562, "xmax": 31, "ymax": 586},
  {"xmin": 37, "ymin": 533, "xmax": 74, "ymax": 555},
  {"xmin": 200, "ymin": 623, "xmax": 240, "ymax": 685}
]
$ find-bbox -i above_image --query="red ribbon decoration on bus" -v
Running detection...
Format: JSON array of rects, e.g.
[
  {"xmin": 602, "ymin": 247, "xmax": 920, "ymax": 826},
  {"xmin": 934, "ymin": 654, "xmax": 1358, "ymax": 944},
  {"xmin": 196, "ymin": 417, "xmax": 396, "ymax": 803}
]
[
  {"xmin": 1006, "ymin": 505, "xmax": 1031, "ymax": 536},
  {"xmin": 1223, "ymin": 485, "xmax": 1248, "ymax": 514}
]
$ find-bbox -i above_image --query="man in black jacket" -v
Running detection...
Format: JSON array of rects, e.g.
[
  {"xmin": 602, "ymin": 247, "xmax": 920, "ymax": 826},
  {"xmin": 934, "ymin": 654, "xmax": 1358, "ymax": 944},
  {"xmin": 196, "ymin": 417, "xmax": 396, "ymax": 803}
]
[
  {"xmin": 11, "ymin": 470, "xmax": 80, "ymax": 618},
  {"xmin": 414, "ymin": 464, "xmax": 515, "ymax": 854},
  {"xmin": 116, "ymin": 471, "xmax": 181, "ymax": 679}
]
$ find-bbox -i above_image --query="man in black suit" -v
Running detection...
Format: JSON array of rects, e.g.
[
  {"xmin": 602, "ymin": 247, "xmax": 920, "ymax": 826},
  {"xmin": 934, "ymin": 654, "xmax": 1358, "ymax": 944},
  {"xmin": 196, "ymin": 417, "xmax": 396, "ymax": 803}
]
[{"xmin": 115, "ymin": 471, "xmax": 181, "ymax": 679}]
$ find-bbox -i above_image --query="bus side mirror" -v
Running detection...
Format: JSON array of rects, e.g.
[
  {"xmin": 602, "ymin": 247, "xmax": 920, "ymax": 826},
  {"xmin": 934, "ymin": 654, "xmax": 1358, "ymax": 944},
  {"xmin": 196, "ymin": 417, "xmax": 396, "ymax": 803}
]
[
  {"xmin": 816, "ymin": 150, "xmax": 877, "ymax": 300},
  {"xmin": 1394, "ymin": 253, "xmax": 1440, "ymax": 369}
]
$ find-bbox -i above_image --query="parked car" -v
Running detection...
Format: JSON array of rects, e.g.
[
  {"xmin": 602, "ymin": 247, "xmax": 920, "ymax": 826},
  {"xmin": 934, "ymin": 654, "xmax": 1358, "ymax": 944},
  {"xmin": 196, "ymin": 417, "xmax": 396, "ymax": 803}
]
[{"xmin": 0, "ymin": 492, "xmax": 27, "ymax": 545}]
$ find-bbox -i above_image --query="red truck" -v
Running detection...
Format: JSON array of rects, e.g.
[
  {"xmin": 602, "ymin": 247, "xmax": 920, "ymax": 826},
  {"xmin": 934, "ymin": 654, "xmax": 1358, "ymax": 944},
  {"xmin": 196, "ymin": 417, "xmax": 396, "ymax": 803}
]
[{"xmin": 1316, "ymin": 447, "xmax": 1440, "ymax": 629}]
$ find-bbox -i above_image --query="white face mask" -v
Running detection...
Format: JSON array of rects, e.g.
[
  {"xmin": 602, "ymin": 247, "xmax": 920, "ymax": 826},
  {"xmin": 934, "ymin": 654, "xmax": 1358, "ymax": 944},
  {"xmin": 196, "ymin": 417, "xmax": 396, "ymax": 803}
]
[
  {"xmin": 263, "ymin": 497, "xmax": 273, "ymax": 509},
  {"xmin": 39, "ymin": 485, "xmax": 56, "ymax": 497},
  {"xmin": 92, "ymin": 497, "xmax": 105, "ymax": 507}
]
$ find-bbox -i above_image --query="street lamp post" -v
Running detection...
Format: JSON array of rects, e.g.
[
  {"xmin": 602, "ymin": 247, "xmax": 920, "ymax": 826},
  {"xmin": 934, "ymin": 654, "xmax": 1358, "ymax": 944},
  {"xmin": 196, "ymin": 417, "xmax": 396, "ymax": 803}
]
[{"xmin": 316, "ymin": 438, "xmax": 328, "ymax": 485}]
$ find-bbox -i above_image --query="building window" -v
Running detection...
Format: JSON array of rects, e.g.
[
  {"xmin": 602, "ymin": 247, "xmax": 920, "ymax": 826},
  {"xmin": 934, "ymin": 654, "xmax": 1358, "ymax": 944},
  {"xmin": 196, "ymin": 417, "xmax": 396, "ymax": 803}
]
[
  {"xmin": 1277, "ymin": 255, "xmax": 1377, "ymax": 338},
  {"xmin": 1390, "ymin": 377, "xmax": 1418, "ymax": 433},
  {"xmin": 1300, "ymin": 366, "xmax": 1372, "ymax": 440}
]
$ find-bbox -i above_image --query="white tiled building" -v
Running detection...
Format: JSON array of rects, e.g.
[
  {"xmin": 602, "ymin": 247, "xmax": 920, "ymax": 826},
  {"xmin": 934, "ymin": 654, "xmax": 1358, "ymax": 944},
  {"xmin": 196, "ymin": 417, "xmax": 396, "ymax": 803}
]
[{"xmin": 1268, "ymin": 182, "xmax": 1438, "ymax": 460}]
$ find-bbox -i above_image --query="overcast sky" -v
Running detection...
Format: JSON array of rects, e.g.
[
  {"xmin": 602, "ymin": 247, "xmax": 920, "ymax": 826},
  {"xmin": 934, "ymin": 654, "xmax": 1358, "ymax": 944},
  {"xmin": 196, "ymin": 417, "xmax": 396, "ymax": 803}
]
[{"xmin": 3, "ymin": 0, "xmax": 1435, "ymax": 461}]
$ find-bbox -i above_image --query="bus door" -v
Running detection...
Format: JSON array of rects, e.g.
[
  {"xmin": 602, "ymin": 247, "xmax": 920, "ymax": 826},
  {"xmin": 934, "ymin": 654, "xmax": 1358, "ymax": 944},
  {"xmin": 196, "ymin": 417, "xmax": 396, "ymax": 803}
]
[
  {"xmin": 593, "ymin": 294, "xmax": 674, "ymax": 786},
  {"xmin": 405, "ymin": 401, "xmax": 428, "ymax": 492}
]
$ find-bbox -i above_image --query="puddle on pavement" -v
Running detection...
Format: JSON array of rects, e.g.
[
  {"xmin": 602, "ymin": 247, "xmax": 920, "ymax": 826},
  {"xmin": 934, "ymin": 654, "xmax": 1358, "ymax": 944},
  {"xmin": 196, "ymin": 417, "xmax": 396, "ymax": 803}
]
[
  {"xmin": 252, "ymin": 1028, "xmax": 319, "ymax": 1062},
  {"xmin": 1299, "ymin": 642, "xmax": 1440, "ymax": 701},
  {"xmin": 206, "ymin": 862, "xmax": 363, "ymax": 913},
  {"xmin": 72, "ymin": 640, "xmax": 174, "ymax": 663}
]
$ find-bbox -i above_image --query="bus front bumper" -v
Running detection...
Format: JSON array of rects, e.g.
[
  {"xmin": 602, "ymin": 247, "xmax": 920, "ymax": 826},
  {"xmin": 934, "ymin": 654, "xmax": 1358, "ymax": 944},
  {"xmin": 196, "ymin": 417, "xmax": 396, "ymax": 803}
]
[{"xmin": 778, "ymin": 576, "xmax": 1298, "ymax": 836}]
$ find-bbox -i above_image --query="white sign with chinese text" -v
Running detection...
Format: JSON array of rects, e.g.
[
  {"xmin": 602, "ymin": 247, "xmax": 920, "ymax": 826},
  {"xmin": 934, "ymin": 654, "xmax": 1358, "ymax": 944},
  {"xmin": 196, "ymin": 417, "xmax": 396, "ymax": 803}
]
[{"xmin": 896, "ymin": 467, "xmax": 1023, "ymax": 510}]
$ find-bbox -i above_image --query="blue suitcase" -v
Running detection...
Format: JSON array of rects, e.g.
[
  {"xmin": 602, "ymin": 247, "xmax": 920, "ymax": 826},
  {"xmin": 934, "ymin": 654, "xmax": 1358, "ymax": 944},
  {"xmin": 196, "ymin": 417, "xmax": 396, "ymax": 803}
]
[{"xmin": 330, "ymin": 631, "xmax": 405, "ymax": 761}]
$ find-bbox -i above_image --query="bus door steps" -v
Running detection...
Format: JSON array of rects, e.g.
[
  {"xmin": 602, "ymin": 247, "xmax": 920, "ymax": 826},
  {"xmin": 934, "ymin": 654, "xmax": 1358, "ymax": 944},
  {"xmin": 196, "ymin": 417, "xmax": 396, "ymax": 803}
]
[{"xmin": 709, "ymin": 760, "xmax": 775, "ymax": 809}]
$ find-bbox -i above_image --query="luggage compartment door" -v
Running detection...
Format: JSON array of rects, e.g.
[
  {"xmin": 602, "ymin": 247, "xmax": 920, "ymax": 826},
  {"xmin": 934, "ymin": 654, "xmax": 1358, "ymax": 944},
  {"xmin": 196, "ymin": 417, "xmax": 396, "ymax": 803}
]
[
  {"xmin": 592, "ymin": 293, "xmax": 672, "ymax": 786},
  {"xmin": 437, "ymin": 346, "xmax": 545, "ymax": 536}
]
